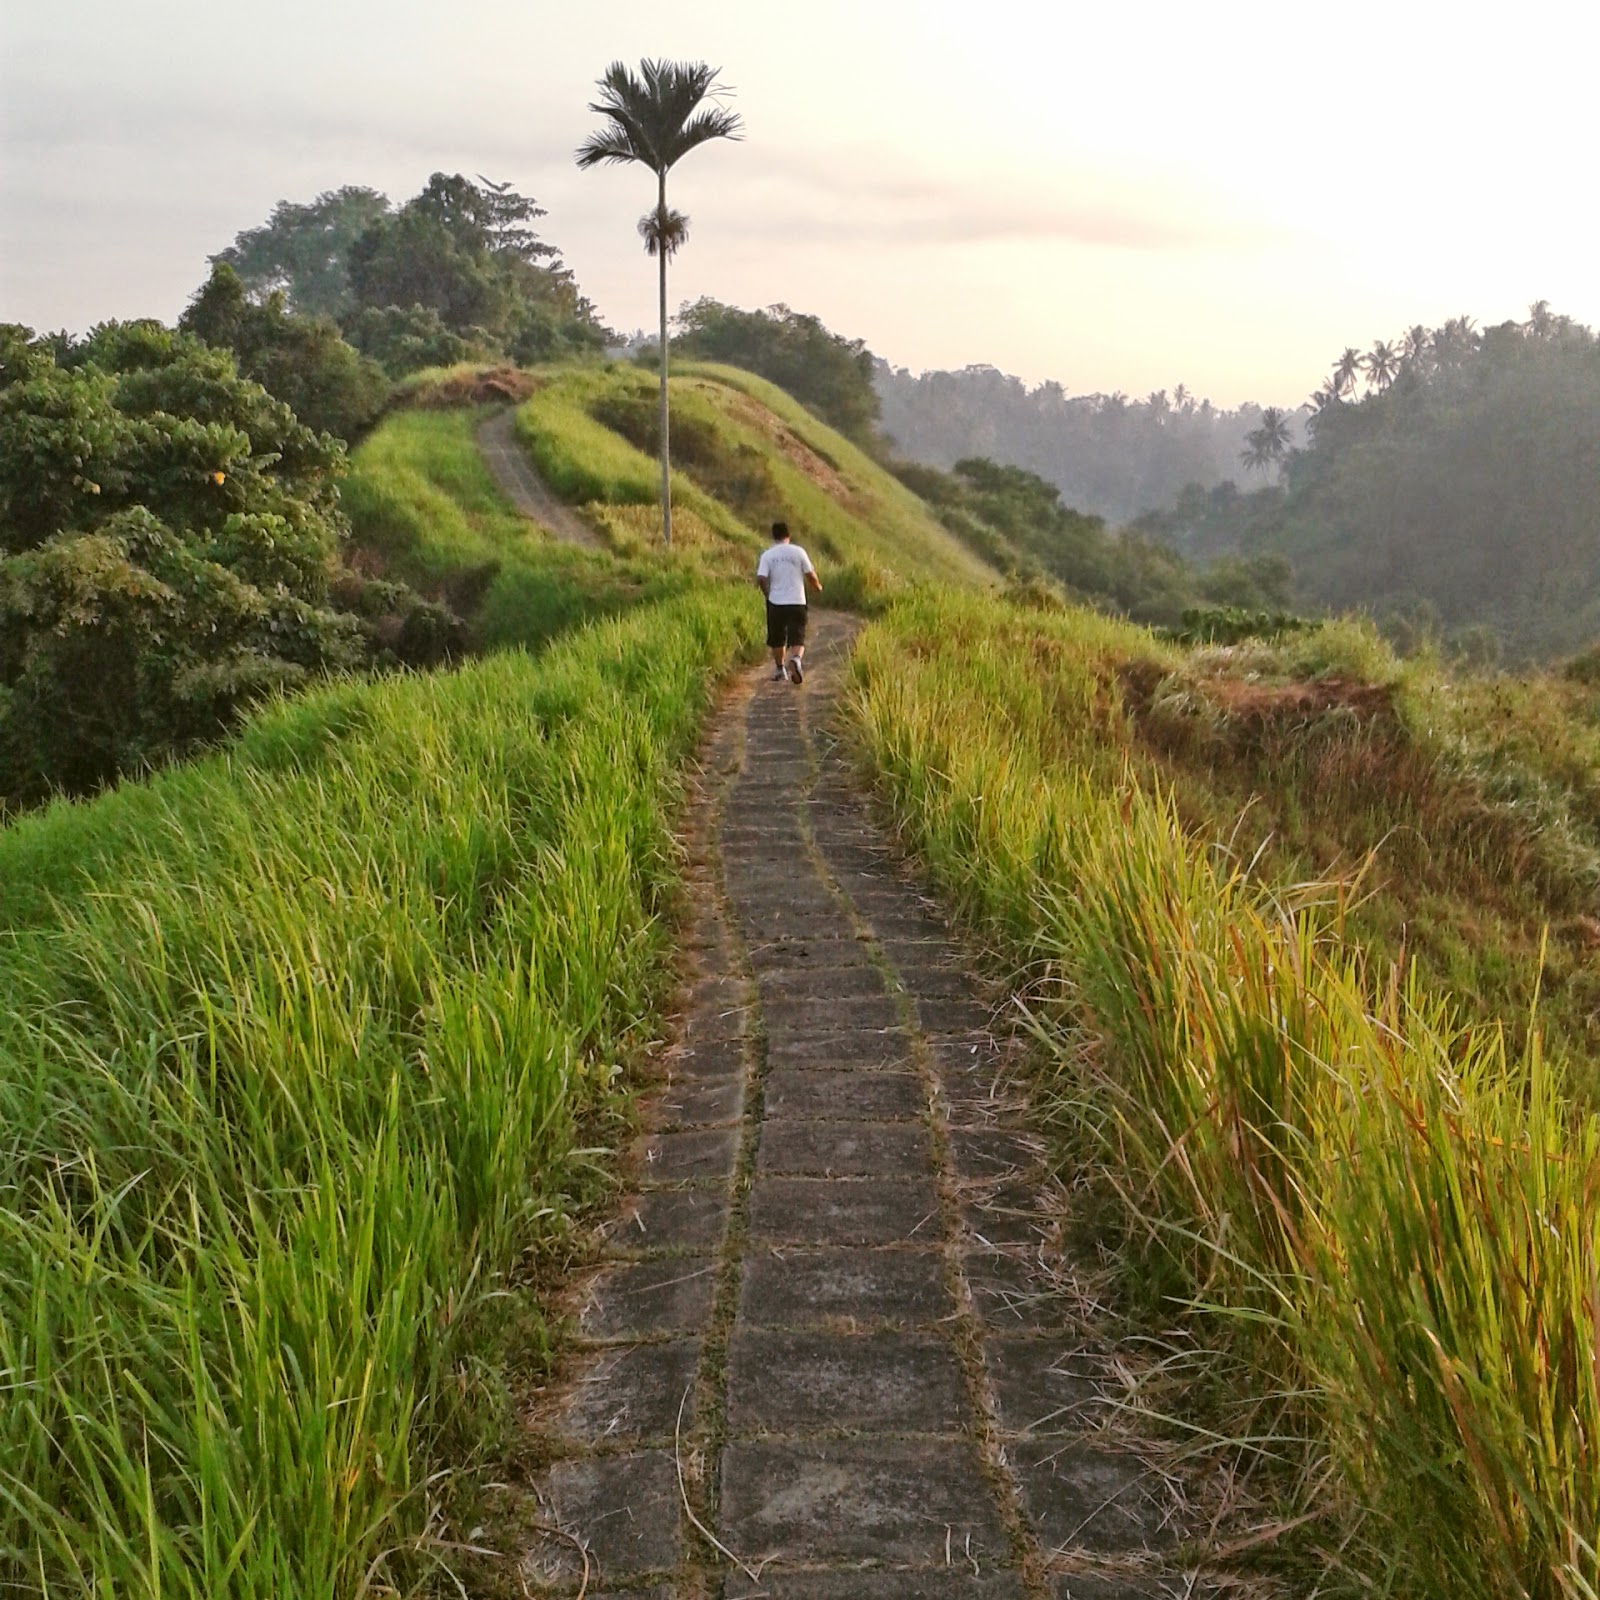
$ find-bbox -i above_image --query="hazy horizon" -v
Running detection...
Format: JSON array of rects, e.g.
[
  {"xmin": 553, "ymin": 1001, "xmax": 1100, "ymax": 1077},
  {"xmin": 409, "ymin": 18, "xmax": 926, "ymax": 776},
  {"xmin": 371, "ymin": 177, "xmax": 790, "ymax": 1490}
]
[{"xmin": 5, "ymin": 0, "xmax": 1598, "ymax": 409}]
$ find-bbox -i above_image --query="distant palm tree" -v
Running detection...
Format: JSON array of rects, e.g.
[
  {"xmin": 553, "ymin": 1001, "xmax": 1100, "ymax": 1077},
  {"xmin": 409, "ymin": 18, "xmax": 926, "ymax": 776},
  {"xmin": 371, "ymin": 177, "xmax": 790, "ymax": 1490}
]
[
  {"xmin": 1363, "ymin": 340, "xmax": 1400, "ymax": 391},
  {"xmin": 1401, "ymin": 324, "xmax": 1431, "ymax": 369},
  {"xmin": 1333, "ymin": 346, "xmax": 1362, "ymax": 397},
  {"xmin": 1432, "ymin": 315, "xmax": 1478, "ymax": 366},
  {"xmin": 577, "ymin": 59, "xmax": 743, "ymax": 545},
  {"xmin": 1525, "ymin": 299, "xmax": 1557, "ymax": 339},
  {"xmin": 1309, "ymin": 377, "xmax": 1343, "ymax": 413},
  {"xmin": 1240, "ymin": 406, "xmax": 1293, "ymax": 472}
]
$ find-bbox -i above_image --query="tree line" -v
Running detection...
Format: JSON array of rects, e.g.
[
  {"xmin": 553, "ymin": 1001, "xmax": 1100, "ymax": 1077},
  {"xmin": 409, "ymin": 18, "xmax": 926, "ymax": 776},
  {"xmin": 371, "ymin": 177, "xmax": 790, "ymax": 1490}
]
[
  {"xmin": 874, "ymin": 364, "xmax": 1292, "ymax": 526},
  {"xmin": 1135, "ymin": 305, "xmax": 1600, "ymax": 659}
]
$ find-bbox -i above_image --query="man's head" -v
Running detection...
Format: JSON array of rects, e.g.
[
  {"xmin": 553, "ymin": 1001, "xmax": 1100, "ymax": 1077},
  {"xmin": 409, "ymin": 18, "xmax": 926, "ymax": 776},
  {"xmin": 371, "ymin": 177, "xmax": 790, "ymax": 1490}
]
[{"xmin": 771, "ymin": 521, "xmax": 791, "ymax": 543}]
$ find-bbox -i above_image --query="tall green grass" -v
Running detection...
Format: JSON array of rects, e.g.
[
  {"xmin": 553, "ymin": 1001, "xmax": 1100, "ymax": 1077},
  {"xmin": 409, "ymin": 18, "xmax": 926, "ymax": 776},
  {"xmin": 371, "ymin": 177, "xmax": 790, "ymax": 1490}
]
[
  {"xmin": 0, "ymin": 589, "xmax": 759, "ymax": 1595},
  {"xmin": 342, "ymin": 407, "xmax": 687, "ymax": 651},
  {"xmin": 846, "ymin": 589, "xmax": 1600, "ymax": 1599}
]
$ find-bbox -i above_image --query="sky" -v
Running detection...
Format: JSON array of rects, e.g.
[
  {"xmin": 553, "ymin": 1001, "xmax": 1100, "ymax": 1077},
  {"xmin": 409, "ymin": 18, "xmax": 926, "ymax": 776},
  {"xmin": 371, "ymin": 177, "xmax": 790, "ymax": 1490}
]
[{"xmin": 4, "ymin": 0, "xmax": 1599, "ymax": 408}]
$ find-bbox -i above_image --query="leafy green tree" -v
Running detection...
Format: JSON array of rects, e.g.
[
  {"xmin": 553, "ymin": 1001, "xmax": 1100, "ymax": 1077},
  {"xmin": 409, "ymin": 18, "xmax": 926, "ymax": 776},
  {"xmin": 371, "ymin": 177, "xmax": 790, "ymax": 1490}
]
[
  {"xmin": 179, "ymin": 263, "xmax": 389, "ymax": 440},
  {"xmin": 674, "ymin": 298, "xmax": 880, "ymax": 439},
  {"xmin": 212, "ymin": 187, "xmax": 391, "ymax": 319},
  {"xmin": 0, "ymin": 323, "xmax": 367, "ymax": 802},
  {"xmin": 577, "ymin": 59, "xmax": 743, "ymax": 545},
  {"xmin": 343, "ymin": 304, "xmax": 478, "ymax": 377}
]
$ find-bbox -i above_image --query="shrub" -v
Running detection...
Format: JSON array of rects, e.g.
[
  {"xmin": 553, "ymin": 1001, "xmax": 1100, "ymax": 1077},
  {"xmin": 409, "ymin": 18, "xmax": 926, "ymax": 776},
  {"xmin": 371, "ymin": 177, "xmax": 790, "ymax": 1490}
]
[{"xmin": 0, "ymin": 323, "xmax": 367, "ymax": 804}]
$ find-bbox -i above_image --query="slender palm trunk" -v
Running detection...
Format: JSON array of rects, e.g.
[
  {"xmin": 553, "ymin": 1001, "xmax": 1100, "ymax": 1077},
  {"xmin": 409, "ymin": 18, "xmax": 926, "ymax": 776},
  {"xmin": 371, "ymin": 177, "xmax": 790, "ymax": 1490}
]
[{"xmin": 657, "ymin": 170, "xmax": 672, "ymax": 548}]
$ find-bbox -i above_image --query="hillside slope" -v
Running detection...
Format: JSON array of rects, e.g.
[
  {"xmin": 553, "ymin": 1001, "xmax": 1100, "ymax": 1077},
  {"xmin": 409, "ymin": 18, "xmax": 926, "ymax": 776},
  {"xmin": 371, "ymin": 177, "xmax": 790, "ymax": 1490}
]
[{"xmin": 514, "ymin": 360, "xmax": 999, "ymax": 592}]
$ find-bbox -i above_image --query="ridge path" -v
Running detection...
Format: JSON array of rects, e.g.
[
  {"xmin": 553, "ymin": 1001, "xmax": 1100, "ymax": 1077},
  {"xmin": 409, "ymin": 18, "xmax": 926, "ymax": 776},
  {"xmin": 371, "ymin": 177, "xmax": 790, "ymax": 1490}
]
[
  {"xmin": 475, "ymin": 408, "xmax": 602, "ymax": 548},
  {"xmin": 515, "ymin": 615, "xmax": 1228, "ymax": 1600}
]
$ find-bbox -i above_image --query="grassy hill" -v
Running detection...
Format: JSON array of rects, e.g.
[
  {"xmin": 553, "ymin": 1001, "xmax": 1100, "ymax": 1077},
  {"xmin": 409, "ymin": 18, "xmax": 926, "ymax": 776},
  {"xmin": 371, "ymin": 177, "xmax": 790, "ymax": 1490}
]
[{"xmin": 6, "ymin": 349, "xmax": 1597, "ymax": 1600}]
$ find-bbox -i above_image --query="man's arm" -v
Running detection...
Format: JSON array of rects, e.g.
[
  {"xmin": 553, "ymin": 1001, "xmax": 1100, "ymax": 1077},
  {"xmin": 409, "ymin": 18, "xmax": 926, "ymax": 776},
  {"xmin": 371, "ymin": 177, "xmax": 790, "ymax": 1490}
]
[
  {"xmin": 805, "ymin": 569, "xmax": 822, "ymax": 594},
  {"xmin": 757, "ymin": 574, "xmax": 770, "ymax": 597}
]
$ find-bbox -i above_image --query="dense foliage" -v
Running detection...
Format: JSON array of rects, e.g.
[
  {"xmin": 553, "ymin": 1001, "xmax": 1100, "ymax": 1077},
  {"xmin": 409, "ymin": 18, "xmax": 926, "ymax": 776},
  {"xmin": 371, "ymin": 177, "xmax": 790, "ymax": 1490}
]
[
  {"xmin": 895, "ymin": 454, "xmax": 1292, "ymax": 624},
  {"xmin": 876, "ymin": 362, "xmax": 1288, "ymax": 524},
  {"xmin": 674, "ymin": 297, "xmax": 880, "ymax": 440},
  {"xmin": 1141, "ymin": 308, "xmax": 1600, "ymax": 659},
  {"xmin": 0, "ymin": 321, "xmax": 370, "ymax": 804},
  {"xmin": 179, "ymin": 262, "xmax": 389, "ymax": 440},
  {"xmin": 212, "ymin": 174, "xmax": 608, "ymax": 377}
]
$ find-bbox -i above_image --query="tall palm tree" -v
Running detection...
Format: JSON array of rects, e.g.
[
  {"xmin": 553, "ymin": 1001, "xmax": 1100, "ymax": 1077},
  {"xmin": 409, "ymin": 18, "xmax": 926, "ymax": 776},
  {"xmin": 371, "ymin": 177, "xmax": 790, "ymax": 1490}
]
[
  {"xmin": 1363, "ymin": 339, "xmax": 1400, "ymax": 391},
  {"xmin": 1333, "ymin": 346, "xmax": 1362, "ymax": 397},
  {"xmin": 1240, "ymin": 406, "xmax": 1293, "ymax": 472},
  {"xmin": 577, "ymin": 60, "xmax": 743, "ymax": 545},
  {"xmin": 1401, "ymin": 323, "xmax": 1431, "ymax": 370}
]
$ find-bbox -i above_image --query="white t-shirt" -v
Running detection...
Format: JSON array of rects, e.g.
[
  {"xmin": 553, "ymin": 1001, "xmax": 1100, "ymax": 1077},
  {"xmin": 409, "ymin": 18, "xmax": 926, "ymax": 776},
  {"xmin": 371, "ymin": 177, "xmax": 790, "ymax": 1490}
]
[{"xmin": 756, "ymin": 542, "xmax": 816, "ymax": 607}]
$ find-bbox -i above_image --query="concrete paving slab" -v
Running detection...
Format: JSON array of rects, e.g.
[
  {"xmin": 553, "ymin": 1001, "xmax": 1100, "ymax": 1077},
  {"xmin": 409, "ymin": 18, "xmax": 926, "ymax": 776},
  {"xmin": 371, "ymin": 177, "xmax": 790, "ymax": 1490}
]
[
  {"xmin": 948, "ymin": 1128, "xmax": 1048, "ymax": 1182},
  {"xmin": 726, "ymin": 1569, "xmax": 1026, "ymax": 1598},
  {"xmin": 679, "ymin": 999, "xmax": 753, "ymax": 1045},
  {"xmin": 747, "ymin": 934, "xmax": 871, "ymax": 974},
  {"xmin": 860, "ymin": 912, "xmax": 953, "ymax": 944},
  {"xmin": 638, "ymin": 1127, "xmax": 741, "ymax": 1187},
  {"xmin": 656, "ymin": 1076, "xmax": 745, "ymax": 1129},
  {"xmin": 765, "ymin": 1031, "xmax": 916, "ymax": 1071},
  {"xmin": 739, "ymin": 1247, "xmax": 951, "ymax": 1328},
  {"xmin": 527, "ymin": 1450, "xmax": 681, "ymax": 1583},
  {"xmin": 965, "ymin": 1250, "xmax": 1073, "ymax": 1332},
  {"xmin": 609, "ymin": 1190, "xmax": 729, "ymax": 1255},
  {"xmin": 960, "ymin": 1184, "xmax": 1054, "ymax": 1250},
  {"xmin": 666, "ymin": 1039, "xmax": 746, "ymax": 1078},
  {"xmin": 555, "ymin": 1338, "xmax": 700, "ymax": 1444},
  {"xmin": 758, "ymin": 965, "xmax": 892, "ymax": 1004},
  {"xmin": 758, "ymin": 1121, "xmax": 931, "ymax": 1178},
  {"xmin": 983, "ymin": 1338, "xmax": 1104, "ymax": 1436},
  {"xmin": 718, "ymin": 1437, "xmax": 1006, "ymax": 1565},
  {"xmin": 579, "ymin": 1257, "xmax": 718, "ymax": 1340},
  {"xmin": 1012, "ymin": 1439, "xmax": 1175, "ymax": 1554},
  {"xmin": 870, "ymin": 934, "xmax": 966, "ymax": 972},
  {"xmin": 913, "ymin": 998, "xmax": 996, "ymax": 1035},
  {"xmin": 765, "ymin": 1069, "xmax": 924, "ymax": 1122},
  {"xmin": 727, "ymin": 1328, "xmax": 967, "ymax": 1435},
  {"xmin": 763, "ymin": 995, "xmax": 906, "ymax": 1036},
  {"xmin": 748, "ymin": 1177, "xmax": 941, "ymax": 1246},
  {"xmin": 1052, "ymin": 1575, "xmax": 1221, "ymax": 1599}
]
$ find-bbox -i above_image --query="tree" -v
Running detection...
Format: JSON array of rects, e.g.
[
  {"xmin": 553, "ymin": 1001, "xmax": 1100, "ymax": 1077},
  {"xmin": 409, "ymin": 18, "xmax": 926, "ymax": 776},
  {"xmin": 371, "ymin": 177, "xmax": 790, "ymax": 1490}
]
[
  {"xmin": 1334, "ymin": 347, "xmax": 1363, "ymax": 397},
  {"xmin": 0, "ymin": 323, "xmax": 368, "ymax": 802},
  {"xmin": 1240, "ymin": 407, "xmax": 1292, "ymax": 472},
  {"xmin": 577, "ymin": 59, "xmax": 743, "ymax": 545},
  {"xmin": 1363, "ymin": 340, "xmax": 1400, "ymax": 392},
  {"xmin": 675, "ymin": 298, "xmax": 880, "ymax": 439},
  {"xmin": 179, "ymin": 264, "xmax": 388, "ymax": 441},
  {"xmin": 212, "ymin": 187, "xmax": 392, "ymax": 320}
]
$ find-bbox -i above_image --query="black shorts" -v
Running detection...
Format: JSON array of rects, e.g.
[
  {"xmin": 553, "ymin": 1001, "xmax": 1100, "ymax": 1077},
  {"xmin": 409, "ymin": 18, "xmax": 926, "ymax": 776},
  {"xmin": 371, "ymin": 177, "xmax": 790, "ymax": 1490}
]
[{"xmin": 766, "ymin": 602, "xmax": 808, "ymax": 649}]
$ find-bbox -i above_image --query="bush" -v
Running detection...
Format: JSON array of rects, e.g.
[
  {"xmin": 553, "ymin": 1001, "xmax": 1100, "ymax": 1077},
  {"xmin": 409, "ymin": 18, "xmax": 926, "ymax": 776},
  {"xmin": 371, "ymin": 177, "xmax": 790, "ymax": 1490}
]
[{"xmin": 0, "ymin": 322, "xmax": 365, "ymax": 803}]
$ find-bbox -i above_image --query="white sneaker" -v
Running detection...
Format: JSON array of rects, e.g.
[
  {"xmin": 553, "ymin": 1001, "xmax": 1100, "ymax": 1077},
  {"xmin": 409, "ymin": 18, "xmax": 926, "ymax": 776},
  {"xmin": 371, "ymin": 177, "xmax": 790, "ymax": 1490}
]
[
  {"xmin": 770, "ymin": 666, "xmax": 787, "ymax": 681},
  {"xmin": 787, "ymin": 656, "xmax": 804, "ymax": 684}
]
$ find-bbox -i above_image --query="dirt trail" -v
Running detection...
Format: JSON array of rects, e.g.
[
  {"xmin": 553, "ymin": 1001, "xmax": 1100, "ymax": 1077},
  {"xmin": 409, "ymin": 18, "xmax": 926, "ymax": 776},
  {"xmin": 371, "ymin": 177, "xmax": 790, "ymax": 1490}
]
[
  {"xmin": 475, "ymin": 408, "xmax": 602, "ymax": 549},
  {"xmin": 507, "ymin": 615, "xmax": 1237, "ymax": 1599}
]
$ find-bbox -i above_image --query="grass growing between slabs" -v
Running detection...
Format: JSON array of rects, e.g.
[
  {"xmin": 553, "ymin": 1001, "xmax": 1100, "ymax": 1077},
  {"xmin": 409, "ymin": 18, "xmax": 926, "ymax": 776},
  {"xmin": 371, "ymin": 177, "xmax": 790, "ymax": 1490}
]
[
  {"xmin": 0, "ymin": 588, "xmax": 760, "ymax": 1596},
  {"xmin": 845, "ymin": 588, "xmax": 1600, "ymax": 1600}
]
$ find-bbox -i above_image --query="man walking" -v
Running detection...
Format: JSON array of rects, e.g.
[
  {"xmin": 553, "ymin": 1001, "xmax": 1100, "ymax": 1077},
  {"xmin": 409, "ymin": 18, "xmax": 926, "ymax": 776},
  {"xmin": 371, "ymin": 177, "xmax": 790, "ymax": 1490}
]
[{"xmin": 755, "ymin": 521, "xmax": 821, "ymax": 683}]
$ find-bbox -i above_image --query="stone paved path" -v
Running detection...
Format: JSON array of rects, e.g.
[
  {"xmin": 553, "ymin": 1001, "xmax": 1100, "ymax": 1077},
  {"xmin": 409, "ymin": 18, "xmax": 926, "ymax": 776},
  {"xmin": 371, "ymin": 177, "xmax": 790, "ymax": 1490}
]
[
  {"xmin": 517, "ymin": 616, "xmax": 1221, "ymax": 1600},
  {"xmin": 476, "ymin": 408, "xmax": 602, "ymax": 548}
]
